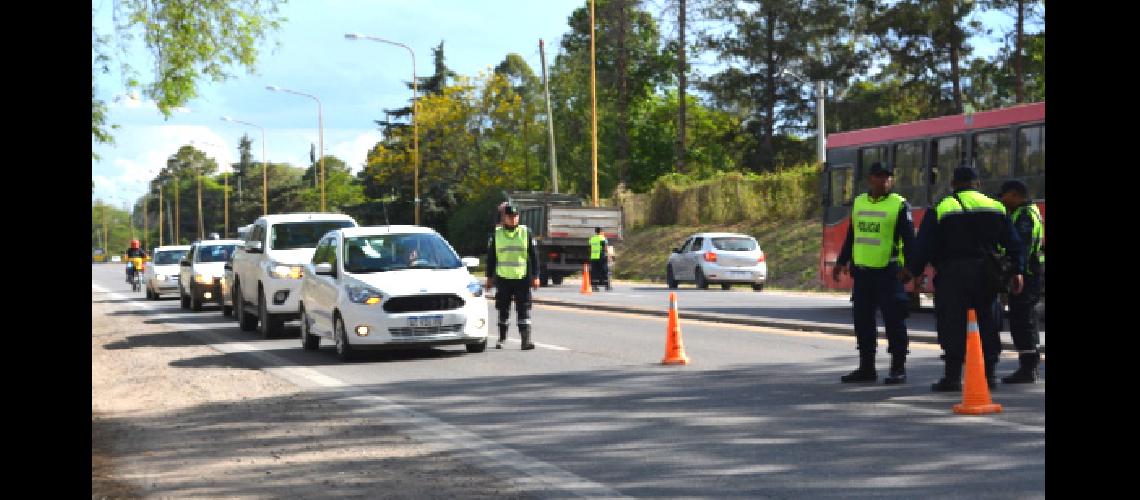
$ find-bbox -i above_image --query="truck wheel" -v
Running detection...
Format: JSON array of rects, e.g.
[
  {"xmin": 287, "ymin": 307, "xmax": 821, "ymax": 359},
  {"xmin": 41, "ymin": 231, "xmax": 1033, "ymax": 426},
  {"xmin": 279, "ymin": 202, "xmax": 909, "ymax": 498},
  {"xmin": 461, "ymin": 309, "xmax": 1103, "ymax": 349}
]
[
  {"xmin": 666, "ymin": 265, "xmax": 678, "ymax": 289},
  {"xmin": 236, "ymin": 284, "xmax": 258, "ymax": 331},
  {"xmin": 551, "ymin": 274, "xmax": 563, "ymax": 285},
  {"xmin": 721, "ymin": 283, "xmax": 732, "ymax": 290},
  {"xmin": 466, "ymin": 339, "xmax": 487, "ymax": 353},
  {"xmin": 540, "ymin": 274, "xmax": 550, "ymax": 287},
  {"xmin": 752, "ymin": 284, "xmax": 765, "ymax": 292},
  {"xmin": 258, "ymin": 288, "xmax": 285, "ymax": 339}
]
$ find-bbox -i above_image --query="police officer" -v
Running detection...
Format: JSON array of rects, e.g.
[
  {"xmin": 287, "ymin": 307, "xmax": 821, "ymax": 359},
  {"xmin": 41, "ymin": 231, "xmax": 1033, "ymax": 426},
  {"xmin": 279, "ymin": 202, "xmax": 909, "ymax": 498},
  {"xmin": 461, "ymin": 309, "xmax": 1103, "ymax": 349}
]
[
  {"xmin": 485, "ymin": 202, "xmax": 541, "ymax": 350},
  {"xmin": 589, "ymin": 227, "xmax": 612, "ymax": 292},
  {"xmin": 997, "ymin": 180, "xmax": 1044, "ymax": 383},
  {"xmin": 907, "ymin": 165, "xmax": 1025, "ymax": 391},
  {"xmin": 832, "ymin": 162, "xmax": 916, "ymax": 384}
]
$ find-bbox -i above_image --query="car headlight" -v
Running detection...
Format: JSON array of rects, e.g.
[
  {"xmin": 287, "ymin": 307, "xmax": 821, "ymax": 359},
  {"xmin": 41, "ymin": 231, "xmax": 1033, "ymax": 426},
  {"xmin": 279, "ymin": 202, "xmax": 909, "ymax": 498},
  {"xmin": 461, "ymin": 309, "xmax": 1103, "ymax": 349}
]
[
  {"xmin": 266, "ymin": 262, "xmax": 303, "ymax": 279},
  {"xmin": 345, "ymin": 284, "xmax": 384, "ymax": 305},
  {"xmin": 156, "ymin": 274, "xmax": 166, "ymax": 281},
  {"xmin": 194, "ymin": 274, "xmax": 214, "ymax": 284},
  {"xmin": 467, "ymin": 281, "xmax": 483, "ymax": 297}
]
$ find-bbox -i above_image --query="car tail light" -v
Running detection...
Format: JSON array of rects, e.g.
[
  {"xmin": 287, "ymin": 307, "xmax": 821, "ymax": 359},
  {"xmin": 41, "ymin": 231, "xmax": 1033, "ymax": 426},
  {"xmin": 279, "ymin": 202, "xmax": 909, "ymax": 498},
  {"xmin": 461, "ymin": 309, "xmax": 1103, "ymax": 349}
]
[
  {"xmin": 758, "ymin": 252, "xmax": 766, "ymax": 263},
  {"xmin": 547, "ymin": 252, "xmax": 560, "ymax": 260},
  {"xmin": 703, "ymin": 251, "xmax": 717, "ymax": 262}
]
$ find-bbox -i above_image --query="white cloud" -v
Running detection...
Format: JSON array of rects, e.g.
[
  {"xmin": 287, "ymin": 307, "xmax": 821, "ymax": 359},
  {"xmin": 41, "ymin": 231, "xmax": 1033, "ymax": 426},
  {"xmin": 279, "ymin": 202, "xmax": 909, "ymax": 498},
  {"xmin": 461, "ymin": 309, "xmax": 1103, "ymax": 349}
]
[{"xmin": 329, "ymin": 131, "xmax": 384, "ymax": 174}]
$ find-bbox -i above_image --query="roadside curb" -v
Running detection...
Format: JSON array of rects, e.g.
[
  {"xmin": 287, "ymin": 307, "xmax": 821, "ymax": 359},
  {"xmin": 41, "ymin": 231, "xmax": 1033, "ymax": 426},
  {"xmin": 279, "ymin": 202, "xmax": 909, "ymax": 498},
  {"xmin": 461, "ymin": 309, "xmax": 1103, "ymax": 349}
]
[{"xmin": 505, "ymin": 294, "xmax": 1035, "ymax": 352}]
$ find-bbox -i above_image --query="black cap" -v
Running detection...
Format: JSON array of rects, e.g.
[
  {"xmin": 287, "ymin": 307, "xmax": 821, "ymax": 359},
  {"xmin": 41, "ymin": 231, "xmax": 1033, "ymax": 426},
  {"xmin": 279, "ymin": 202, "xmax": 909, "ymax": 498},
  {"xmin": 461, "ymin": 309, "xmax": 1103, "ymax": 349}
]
[
  {"xmin": 952, "ymin": 165, "xmax": 979, "ymax": 183},
  {"xmin": 867, "ymin": 162, "xmax": 893, "ymax": 177},
  {"xmin": 595, "ymin": 226, "xmax": 603, "ymax": 233},
  {"xmin": 501, "ymin": 203, "xmax": 518, "ymax": 215},
  {"xmin": 999, "ymin": 179, "xmax": 1028, "ymax": 196}
]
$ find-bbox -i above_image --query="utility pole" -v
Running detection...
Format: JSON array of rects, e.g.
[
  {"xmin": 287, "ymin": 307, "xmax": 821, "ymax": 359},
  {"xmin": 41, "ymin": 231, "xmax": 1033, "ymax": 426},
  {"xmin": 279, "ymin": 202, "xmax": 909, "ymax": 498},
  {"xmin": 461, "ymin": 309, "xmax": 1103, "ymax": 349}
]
[
  {"xmin": 197, "ymin": 160, "xmax": 205, "ymax": 240},
  {"xmin": 157, "ymin": 183, "xmax": 164, "ymax": 247},
  {"xmin": 539, "ymin": 39, "xmax": 558, "ymax": 193},
  {"xmin": 143, "ymin": 194, "xmax": 148, "ymax": 251},
  {"xmin": 590, "ymin": 0, "xmax": 599, "ymax": 207},
  {"xmin": 102, "ymin": 202, "xmax": 109, "ymax": 259},
  {"xmin": 676, "ymin": 0, "xmax": 687, "ymax": 173}
]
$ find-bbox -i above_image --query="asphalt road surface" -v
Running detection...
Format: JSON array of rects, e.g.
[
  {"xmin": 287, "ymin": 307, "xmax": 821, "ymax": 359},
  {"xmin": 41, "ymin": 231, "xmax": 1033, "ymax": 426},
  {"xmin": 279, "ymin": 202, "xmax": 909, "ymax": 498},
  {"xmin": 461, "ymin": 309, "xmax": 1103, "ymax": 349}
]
[{"xmin": 93, "ymin": 265, "xmax": 1045, "ymax": 498}]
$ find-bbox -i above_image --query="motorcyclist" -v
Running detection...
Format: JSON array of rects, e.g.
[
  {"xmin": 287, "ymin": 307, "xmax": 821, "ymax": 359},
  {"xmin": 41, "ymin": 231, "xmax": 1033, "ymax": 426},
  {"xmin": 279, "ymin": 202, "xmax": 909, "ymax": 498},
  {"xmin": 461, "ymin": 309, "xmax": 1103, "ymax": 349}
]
[{"xmin": 125, "ymin": 239, "xmax": 147, "ymax": 283}]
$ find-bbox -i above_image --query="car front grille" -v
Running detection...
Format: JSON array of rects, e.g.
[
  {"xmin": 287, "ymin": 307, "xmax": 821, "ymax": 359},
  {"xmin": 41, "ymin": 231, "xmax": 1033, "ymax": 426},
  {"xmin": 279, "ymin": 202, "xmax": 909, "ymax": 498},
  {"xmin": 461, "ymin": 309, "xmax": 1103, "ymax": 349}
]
[
  {"xmin": 388, "ymin": 323, "xmax": 465, "ymax": 337},
  {"xmin": 383, "ymin": 294, "xmax": 466, "ymax": 313}
]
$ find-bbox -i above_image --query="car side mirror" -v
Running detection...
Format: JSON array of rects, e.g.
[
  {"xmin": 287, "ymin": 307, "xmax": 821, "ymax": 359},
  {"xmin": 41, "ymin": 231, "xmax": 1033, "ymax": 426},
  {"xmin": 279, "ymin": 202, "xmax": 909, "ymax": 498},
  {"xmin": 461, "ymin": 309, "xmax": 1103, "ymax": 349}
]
[
  {"xmin": 314, "ymin": 262, "xmax": 334, "ymax": 276},
  {"xmin": 180, "ymin": 259, "xmax": 190, "ymax": 266},
  {"xmin": 461, "ymin": 257, "xmax": 480, "ymax": 268},
  {"xmin": 672, "ymin": 248, "xmax": 680, "ymax": 254},
  {"xmin": 246, "ymin": 241, "xmax": 263, "ymax": 253}
]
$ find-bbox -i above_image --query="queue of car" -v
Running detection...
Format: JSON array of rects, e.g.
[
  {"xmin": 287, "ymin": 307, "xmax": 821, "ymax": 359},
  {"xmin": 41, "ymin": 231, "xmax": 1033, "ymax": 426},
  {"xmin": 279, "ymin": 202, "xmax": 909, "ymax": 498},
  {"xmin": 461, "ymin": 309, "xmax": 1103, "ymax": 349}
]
[{"xmin": 145, "ymin": 212, "xmax": 489, "ymax": 362}]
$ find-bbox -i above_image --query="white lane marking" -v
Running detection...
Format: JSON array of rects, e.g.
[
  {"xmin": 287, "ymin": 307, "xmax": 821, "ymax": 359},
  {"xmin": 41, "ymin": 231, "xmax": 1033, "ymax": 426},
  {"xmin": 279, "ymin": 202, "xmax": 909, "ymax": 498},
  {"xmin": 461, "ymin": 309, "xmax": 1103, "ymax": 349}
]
[
  {"xmin": 499, "ymin": 338, "xmax": 571, "ymax": 351},
  {"xmin": 93, "ymin": 281, "xmax": 624, "ymax": 498}
]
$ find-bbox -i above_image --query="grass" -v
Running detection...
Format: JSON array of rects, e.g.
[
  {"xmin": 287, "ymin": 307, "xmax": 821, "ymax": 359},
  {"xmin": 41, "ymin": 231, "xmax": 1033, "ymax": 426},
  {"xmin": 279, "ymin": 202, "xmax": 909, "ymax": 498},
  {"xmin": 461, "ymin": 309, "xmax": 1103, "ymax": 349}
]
[{"xmin": 611, "ymin": 218, "xmax": 826, "ymax": 291}]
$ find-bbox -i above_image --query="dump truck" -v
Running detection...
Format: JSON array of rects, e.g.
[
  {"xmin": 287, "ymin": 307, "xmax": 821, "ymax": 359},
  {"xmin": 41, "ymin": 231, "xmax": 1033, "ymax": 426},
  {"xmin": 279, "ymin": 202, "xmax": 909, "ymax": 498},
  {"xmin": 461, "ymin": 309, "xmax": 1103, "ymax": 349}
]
[{"xmin": 502, "ymin": 191, "xmax": 623, "ymax": 287}]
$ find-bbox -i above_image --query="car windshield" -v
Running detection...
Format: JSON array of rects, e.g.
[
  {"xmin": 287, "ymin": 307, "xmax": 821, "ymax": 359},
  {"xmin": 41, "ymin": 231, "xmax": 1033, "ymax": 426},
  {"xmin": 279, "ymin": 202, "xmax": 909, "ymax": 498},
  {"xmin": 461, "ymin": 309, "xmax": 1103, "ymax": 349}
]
[
  {"xmin": 153, "ymin": 250, "xmax": 188, "ymax": 265},
  {"xmin": 711, "ymin": 237, "xmax": 757, "ymax": 251},
  {"xmin": 197, "ymin": 245, "xmax": 238, "ymax": 263},
  {"xmin": 271, "ymin": 221, "xmax": 356, "ymax": 250},
  {"xmin": 343, "ymin": 233, "xmax": 462, "ymax": 273}
]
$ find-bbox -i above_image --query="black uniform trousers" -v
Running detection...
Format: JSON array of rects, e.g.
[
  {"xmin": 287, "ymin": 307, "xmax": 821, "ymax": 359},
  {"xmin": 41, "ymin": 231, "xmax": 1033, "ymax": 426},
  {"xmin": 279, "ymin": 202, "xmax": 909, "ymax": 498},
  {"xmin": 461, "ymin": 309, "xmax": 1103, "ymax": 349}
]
[
  {"xmin": 1007, "ymin": 274, "xmax": 1041, "ymax": 353},
  {"xmin": 933, "ymin": 258, "xmax": 1002, "ymax": 365},
  {"xmin": 590, "ymin": 257, "xmax": 610, "ymax": 286},
  {"xmin": 495, "ymin": 278, "xmax": 532, "ymax": 328},
  {"xmin": 851, "ymin": 265, "xmax": 909, "ymax": 355}
]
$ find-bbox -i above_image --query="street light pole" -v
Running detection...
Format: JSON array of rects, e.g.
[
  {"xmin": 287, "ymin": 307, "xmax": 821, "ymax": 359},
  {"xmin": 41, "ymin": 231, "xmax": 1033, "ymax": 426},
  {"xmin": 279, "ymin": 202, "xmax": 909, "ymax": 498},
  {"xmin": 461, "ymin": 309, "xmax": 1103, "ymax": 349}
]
[
  {"xmin": 344, "ymin": 33, "xmax": 419, "ymax": 224},
  {"xmin": 222, "ymin": 116, "xmax": 268, "ymax": 215},
  {"xmin": 192, "ymin": 140, "xmax": 230, "ymax": 237},
  {"xmin": 781, "ymin": 69, "xmax": 826, "ymax": 168},
  {"xmin": 265, "ymin": 86, "xmax": 326, "ymax": 212}
]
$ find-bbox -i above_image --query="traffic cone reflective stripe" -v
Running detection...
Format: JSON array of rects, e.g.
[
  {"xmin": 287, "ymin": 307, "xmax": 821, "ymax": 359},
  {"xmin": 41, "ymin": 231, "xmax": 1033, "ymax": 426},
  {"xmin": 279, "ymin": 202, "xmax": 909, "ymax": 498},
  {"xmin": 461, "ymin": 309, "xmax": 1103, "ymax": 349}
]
[
  {"xmin": 662, "ymin": 292, "xmax": 690, "ymax": 365},
  {"xmin": 954, "ymin": 308, "xmax": 1002, "ymax": 414},
  {"xmin": 580, "ymin": 263, "xmax": 592, "ymax": 295}
]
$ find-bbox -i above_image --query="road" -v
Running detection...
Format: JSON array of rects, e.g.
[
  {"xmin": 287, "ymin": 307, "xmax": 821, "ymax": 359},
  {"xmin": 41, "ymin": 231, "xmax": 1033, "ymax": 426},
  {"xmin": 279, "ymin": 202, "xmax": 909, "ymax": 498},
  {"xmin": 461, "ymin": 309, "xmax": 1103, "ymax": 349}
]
[{"xmin": 93, "ymin": 264, "xmax": 1045, "ymax": 498}]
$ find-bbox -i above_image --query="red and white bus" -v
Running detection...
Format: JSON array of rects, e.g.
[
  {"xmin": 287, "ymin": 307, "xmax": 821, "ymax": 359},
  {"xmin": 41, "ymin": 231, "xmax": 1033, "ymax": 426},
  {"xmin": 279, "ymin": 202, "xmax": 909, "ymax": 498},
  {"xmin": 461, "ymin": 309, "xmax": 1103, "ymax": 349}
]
[{"xmin": 819, "ymin": 102, "xmax": 1045, "ymax": 305}]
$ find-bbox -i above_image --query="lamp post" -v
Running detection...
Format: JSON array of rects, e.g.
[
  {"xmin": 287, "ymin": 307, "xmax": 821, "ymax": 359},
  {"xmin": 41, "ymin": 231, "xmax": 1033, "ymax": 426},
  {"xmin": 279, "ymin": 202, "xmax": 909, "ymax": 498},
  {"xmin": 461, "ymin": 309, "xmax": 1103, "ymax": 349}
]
[
  {"xmin": 344, "ymin": 33, "xmax": 419, "ymax": 224},
  {"xmin": 192, "ymin": 140, "xmax": 230, "ymax": 237},
  {"xmin": 222, "ymin": 116, "xmax": 269, "ymax": 215},
  {"xmin": 265, "ymin": 86, "xmax": 325, "ymax": 212},
  {"xmin": 167, "ymin": 157, "xmax": 181, "ymax": 244},
  {"xmin": 781, "ymin": 69, "xmax": 826, "ymax": 167}
]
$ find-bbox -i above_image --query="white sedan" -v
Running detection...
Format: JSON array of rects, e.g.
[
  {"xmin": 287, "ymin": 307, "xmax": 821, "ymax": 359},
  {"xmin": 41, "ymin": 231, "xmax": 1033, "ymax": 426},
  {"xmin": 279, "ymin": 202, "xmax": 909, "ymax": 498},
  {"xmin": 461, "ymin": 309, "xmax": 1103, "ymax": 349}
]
[
  {"xmin": 299, "ymin": 226, "xmax": 489, "ymax": 361},
  {"xmin": 144, "ymin": 245, "xmax": 190, "ymax": 300},
  {"xmin": 665, "ymin": 232, "xmax": 767, "ymax": 291}
]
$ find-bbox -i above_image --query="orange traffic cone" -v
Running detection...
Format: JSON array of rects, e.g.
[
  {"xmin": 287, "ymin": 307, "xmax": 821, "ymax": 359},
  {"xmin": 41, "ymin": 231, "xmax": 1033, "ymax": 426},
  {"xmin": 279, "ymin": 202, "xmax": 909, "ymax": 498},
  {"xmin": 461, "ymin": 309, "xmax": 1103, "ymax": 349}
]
[
  {"xmin": 662, "ymin": 292, "xmax": 690, "ymax": 365},
  {"xmin": 954, "ymin": 308, "xmax": 1002, "ymax": 414},
  {"xmin": 580, "ymin": 262, "xmax": 592, "ymax": 295}
]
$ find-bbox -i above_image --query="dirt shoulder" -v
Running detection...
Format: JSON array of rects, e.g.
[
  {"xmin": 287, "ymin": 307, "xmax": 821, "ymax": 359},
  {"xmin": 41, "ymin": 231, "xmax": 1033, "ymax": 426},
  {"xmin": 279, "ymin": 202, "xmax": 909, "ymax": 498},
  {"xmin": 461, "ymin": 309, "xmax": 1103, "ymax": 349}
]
[{"xmin": 91, "ymin": 289, "xmax": 532, "ymax": 498}]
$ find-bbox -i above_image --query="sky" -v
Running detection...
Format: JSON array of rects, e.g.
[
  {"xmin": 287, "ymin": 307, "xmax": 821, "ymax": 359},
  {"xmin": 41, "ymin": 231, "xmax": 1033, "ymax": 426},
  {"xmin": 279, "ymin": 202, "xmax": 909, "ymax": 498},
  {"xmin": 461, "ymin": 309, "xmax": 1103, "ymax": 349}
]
[{"xmin": 91, "ymin": 0, "xmax": 1024, "ymax": 209}]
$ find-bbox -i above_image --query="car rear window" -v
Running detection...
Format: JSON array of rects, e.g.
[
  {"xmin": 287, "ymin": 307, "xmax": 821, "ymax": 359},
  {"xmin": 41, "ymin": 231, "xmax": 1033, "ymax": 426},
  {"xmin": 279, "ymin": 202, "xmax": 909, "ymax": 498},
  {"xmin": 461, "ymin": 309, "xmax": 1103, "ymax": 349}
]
[
  {"xmin": 270, "ymin": 221, "xmax": 356, "ymax": 250},
  {"xmin": 197, "ymin": 245, "xmax": 238, "ymax": 263},
  {"xmin": 711, "ymin": 237, "xmax": 757, "ymax": 251},
  {"xmin": 153, "ymin": 250, "xmax": 188, "ymax": 265}
]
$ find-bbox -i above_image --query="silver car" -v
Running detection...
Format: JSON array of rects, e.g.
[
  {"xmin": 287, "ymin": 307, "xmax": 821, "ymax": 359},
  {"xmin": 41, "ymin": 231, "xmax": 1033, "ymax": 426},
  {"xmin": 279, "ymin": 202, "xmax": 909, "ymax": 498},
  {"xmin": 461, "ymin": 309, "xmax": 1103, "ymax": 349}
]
[{"xmin": 665, "ymin": 233, "xmax": 767, "ymax": 291}]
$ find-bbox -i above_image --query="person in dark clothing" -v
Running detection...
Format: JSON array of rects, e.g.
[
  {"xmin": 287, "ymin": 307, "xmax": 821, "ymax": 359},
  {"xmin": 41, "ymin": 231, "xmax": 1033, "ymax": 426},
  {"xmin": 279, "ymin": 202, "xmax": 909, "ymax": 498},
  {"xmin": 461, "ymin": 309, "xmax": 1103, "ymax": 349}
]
[
  {"xmin": 908, "ymin": 165, "xmax": 1025, "ymax": 391},
  {"xmin": 998, "ymin": 180, "xmax": 1045, "ymax": 383},
  {"xmin": 589, "ymin": 227, "xmax": 612, "ymax": 291},
  {"xmin": 832, "ymin": 162, "xmax": 917, "ymax": 384},
  {"xmin": 485, "ymin": 202, "xmax": 542, "ymax": 350},
  {"xmin": 125, "ymin": 239, "xmax": 148, "ymax": 283}
]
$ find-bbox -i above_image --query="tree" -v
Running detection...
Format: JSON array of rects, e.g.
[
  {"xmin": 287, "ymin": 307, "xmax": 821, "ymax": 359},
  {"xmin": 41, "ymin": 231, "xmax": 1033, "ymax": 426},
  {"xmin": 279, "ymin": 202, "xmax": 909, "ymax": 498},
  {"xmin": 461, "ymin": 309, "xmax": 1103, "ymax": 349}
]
[{"xmin": 93, "ymin": 0, "xmax": 286, "ymax": 144}]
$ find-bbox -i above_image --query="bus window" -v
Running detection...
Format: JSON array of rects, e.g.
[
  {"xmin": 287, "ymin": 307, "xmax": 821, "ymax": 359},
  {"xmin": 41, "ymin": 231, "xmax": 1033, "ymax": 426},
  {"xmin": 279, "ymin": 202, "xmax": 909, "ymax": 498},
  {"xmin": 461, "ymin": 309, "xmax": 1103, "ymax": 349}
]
[
  {"xmin": 972, "ymin": 130, "xmax": 1012, "ymax": 194},
  {"xmin": 859, "ymin": 146, "xmax": 886, "ymax": 178},
  {"xmin": 892, "ymin": 141, "xmax": 925, "ymax": 207},
  {"xmin": 829, "ymin": 166, "xmax": 854, "ymax": 207},
  {"xmin": 931, "ymin": 136, "xmax": 963, "ymax": 204},
  {"xmin": 1017, "ymin": 125, "xmax": 1045, "ymax": 199}
]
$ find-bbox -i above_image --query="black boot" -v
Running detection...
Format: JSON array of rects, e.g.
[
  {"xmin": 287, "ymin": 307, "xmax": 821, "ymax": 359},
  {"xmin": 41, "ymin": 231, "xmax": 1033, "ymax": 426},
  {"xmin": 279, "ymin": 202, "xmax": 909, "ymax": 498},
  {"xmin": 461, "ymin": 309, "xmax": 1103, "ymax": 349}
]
[
  {"xmin": 1002, "ymin": 353, "xmax": 1040, "ymax": 384},
  {"xmin": 495, "ymin": 324, "xmax": 508, "ymax": 349},
  {"xmin": 931, "ymin": 360, "xmax": 963, "ymax": 391},
  {"xmin": 841, "ymin": 352, "xmax": 877, "ymax": 383},
  {"xmin": 520, "ymin": 325, "xmax": 535, "ymax": 350},
  {"xmin": 985, "ymin": 361, "xmax": 998, "ymax": 390},
  {"xmin": 883, "ymin": 355, "xmax": 907, "ymax": 384}
]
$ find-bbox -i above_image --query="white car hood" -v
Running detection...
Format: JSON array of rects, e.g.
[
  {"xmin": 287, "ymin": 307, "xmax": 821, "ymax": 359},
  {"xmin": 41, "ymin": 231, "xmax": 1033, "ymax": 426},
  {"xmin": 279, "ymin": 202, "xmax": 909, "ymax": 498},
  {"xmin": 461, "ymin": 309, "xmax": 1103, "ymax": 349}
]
[
  {"xmin": 191, "ymin": 262, "xmax": 227, "ymax": 278},
  {"xmin": 347, "ymin": 268, "xmax": 475, "ymax": 296},
  {"xmin": 265, "ymin": 248, "xmax": 317, "ymax": 265}
]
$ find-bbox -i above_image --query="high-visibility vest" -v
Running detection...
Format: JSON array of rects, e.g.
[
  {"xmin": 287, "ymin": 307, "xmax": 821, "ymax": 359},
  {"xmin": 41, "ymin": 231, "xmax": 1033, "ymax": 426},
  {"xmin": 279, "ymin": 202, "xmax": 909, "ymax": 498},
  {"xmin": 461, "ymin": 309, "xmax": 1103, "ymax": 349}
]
[
  {"xmin": 1012, "ymin": 203, "xmax": 1045, "ymax": 275},
  {"xmin": 851, "ymin": 192, "xmax": 906, "ymax": 268},
  {"xmin": 935, "ymin": 189, "xmax": 1007, "ymax": 221},
  {"xmin": 494, "ymin": 225, "xmax": 529, "ymax": 280},
  {"xmin": 589, "ymin": 234, "xmax": 606, "ymax": 260}
]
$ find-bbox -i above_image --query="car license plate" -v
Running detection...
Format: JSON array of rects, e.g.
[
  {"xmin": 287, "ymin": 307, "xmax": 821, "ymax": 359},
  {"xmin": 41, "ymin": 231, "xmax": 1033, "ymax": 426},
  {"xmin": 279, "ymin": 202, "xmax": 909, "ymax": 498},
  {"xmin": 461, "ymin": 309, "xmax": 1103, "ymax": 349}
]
[
  {"xmin": 408, "ymin": 315, "xmax": 443, "ymax": 328},
  {"xmin": 730, "ymin": 271, "xmax": 750, "ymax": 278}
]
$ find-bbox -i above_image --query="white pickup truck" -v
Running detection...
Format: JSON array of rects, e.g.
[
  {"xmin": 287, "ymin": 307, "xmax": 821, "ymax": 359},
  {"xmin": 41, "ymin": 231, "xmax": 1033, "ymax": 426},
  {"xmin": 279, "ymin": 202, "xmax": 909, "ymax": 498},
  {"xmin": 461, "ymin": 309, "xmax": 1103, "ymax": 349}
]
[{"xmin": 230, "ymin": 213, "xmax": 358, "ymax": 337}]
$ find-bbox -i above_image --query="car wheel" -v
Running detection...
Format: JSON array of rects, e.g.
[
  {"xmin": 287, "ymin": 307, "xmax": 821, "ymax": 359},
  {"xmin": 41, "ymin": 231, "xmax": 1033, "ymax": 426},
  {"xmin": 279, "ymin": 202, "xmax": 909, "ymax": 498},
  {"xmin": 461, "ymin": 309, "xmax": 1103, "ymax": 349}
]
[
  {"xmin": 300, "ymin": 306, "xmax": 320, "ymax": 351},
  {"xmin": 752, "ymin": 283, "xmax": 764, "ymax": 292},
  {"xmin": 466, "ymin": 339, "xmax": 487, "ymax": 353},
  {"xmin": 721, "ymin": 283, "xmax": 732, "ymax": 290},
  {"xmin": 666, "ymin": 265, "xmax": 678, "ymax": 289},
  {"xmin": 236, "ymin": 284, "xmax": 258, "ymax": 331},
  {"xmin": 180, "ymin": 285, "xmax": 191, "ymax": 309},
  {"xmin": 334, "ymin": 316, "xmax": 354, "ymax": 361},
  {"xmin": 540, "ymin": 274, "xmax": 550, "ymax": 287},
  {"xmin": 190, "ymin": 284, "xmax": 203, "ymax": 311},
  {"xmin": 257, "ymin": 288, "xmax": 284, "ymax": 339},
  {"xmin": 551, "ymin": 274, "xmax": 564, "ymax": 285},
  {"xmin": 695, "ymin": 268, "xmax": 709, "ymax": 290}
]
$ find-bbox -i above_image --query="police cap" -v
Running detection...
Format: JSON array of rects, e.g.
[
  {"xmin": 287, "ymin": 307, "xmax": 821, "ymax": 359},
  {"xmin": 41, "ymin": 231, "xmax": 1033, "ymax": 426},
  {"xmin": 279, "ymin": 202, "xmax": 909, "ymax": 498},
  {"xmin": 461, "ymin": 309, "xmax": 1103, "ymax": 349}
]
[
  {"xmin": 952, "ymin": 165, "xmax": 980, "ymax": 183},
  {"xmin": 867, "ymin": 162, "xmax": 893, "ymax": 177}
]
